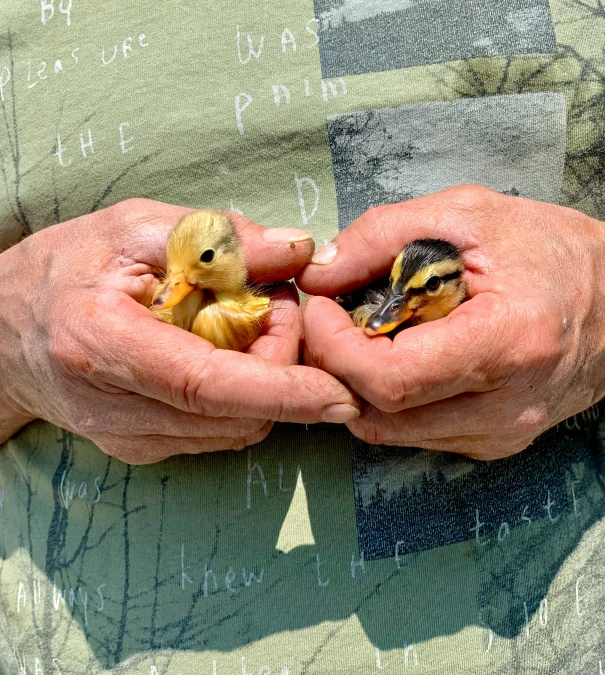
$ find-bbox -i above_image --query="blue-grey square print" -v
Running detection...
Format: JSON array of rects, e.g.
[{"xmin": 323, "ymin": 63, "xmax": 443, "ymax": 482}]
[{"xmin": 315, "ymin": 0, "xmax": 556, "ymax": 77}]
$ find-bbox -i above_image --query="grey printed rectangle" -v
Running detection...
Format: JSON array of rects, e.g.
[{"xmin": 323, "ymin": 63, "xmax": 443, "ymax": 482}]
[
  {"xmin": 327, "ymin": 93, "xmax": 566, "ymax": 229},
  {"xmin": 352, "ymin": 402, "xmax": 603, "ymax": 560},
  {"xmin": 315, "ymin": 0, "xmax": 556, "ymax": 77}
]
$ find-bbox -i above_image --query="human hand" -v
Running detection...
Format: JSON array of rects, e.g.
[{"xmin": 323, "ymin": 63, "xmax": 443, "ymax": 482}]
[
  {"xmin": 298, "ymin": 185, "xmax": 605, "ymax": 460},
  {"xmin": 0, "ymin": 199, "xmax": 359, "ymax": 464}
]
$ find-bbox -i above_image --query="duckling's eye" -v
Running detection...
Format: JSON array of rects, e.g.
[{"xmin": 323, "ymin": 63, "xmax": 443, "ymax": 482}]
[
  {"xmin": 200, "ymin": 249, "xmax": 215, "ymax": 263},
  {"xmin": 390, "ymin": 302, "xmax": 401, "ymax": 313},
  {"xmin": 425, "ymin": 276, "xmax": 441, "ymax": 292}
]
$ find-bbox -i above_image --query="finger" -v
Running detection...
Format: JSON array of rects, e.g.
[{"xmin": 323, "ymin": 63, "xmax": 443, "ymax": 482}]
[
  {"xmin": 246, "ymin": 283, "xmax": 302, "ymax": 366},
  {"xmin": 296, "ymin": 186, "xmax": 493, "ymax": 296},
  {"xmin": 302, "ymin": 292, "xmax": 508, "ymax": 412},
  {"xmin": 347, "ymin": 421, "xmax": 532, "ymax": 460},
  {"xmin": 227, "ymin": 212, "xmax": 316, "ymax": 284},
  {"xmin": 348, "ymin": 394, "xmax": 544, "ymax": 447},
  {"xmin": 63, "ymin": 392, "xmax": 269, "ymax": 439},
  {"xmin": 112, "ymin": 198, "xmax": 314, "ymax": 285},
  {"xmin": 95, "ymin": 421, "xmax": 274, "ymax": 465},
  {"xmin": 73, "ymin": 292, "xmax": 360, "ymax": 424}
]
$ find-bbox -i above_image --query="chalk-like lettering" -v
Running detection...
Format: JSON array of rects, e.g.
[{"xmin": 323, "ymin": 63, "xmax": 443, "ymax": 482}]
[
  {"xmin": 295, "ymin": 174, "xmax": 319, "ymax": 226},
  {"xmin": 246, "ymin": 449, "xmax": 268, "ymax": 508},
  {"xmin": 281, "ymin": 28, "xmax": 297, "ymax": 52},
  {"xmin": 236, "ymin": 26, "xmax": 264, "ymax": 64},
  {"xmin": 79, "ymin": 129, "xmax": 95, "ymax": 158},
  {"xmin": 0, "ymin": 66, "xmax": 10, "ymax": 101},
  {"xmin": 235, "ymin": 93, "xmax": 253, "ymax": 135},
  {"xmin": 306, "ymin": 18, "xmax": 319, "ymax": 48},
  {"xmin": 119, "ymin": 122, "xmax": 134, "ymax": 153},
  {"xmin": 316, "ymin": 553, "xmax": 329, "ymax": 587}
]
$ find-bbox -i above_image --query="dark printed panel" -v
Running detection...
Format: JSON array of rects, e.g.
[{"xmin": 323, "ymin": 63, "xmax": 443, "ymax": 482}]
[
  {"xmin": 353, "ymin": 402, "xmax": 604, "ymax": 560},
  {"xmin": 327, "ymin": 93, "xmax": 566, "ymax": 229},
  {"xmin": 315, "ymin": 0, "xmax": 556, "ymax": 78}
]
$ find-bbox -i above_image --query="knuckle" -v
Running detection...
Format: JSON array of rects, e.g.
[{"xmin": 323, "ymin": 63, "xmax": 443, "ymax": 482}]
[
  {"xmin": 239, "ymin": 421, "xmax": 273, "ymax": 449},
  {"xmin": 351, "ymin": 418, "xmax": 384, "ymax": 446},
  {"xmin": 446, "ymin": 183, "xmax": 496, "ymax": 211},
  {"xmin": 172, "ymin": 356, "xmax": 216, "ymax": 415},
  {"xmin": 362, "ymin": 367, "xmax": 406, "ymax": 413},
  {"xmin": 511, "ymin": 405, "xmax": 550, "ymax": 435},
  {"xmin": 357, "ymin": 206, "xmax": 393, "ymax": 250},
  {"xmin": 113, "ymin": 197, "xmax": 156, "ymax": 220},
  {"xmin": 49, "ymin": 327, "xmax": 100, "ymax": 380}
]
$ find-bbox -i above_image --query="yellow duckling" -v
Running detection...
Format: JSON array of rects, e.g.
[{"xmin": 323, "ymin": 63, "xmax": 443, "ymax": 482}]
[
  {"xmin": 150, "ymin": 211, "xmax": 271, "ymax": 351},
  {"xmin": 339, "ymin": 238, "xmax": 466, "ymax": 336}
]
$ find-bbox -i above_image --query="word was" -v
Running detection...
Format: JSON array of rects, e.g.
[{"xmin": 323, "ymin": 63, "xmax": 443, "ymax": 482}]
[
  {"xmin": 59, "ymin": 470, "xmax": 102, "ymax": 509},
  {"xmin": 236, "ymin": 19, "xmax": 319, "ymax": 65}
]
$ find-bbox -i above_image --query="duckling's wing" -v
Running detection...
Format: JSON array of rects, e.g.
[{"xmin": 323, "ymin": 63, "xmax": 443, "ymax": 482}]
[
  {"xmin": 149, "ymin": 289, "xmax": 204, "ymax": 331},
  {"xmin": 191, "ymin": 291, "xmax": 271, "ymax": 351},
  {"xmin": 149, "ymin": 306, "xmax": 176, "ymax": 325}
]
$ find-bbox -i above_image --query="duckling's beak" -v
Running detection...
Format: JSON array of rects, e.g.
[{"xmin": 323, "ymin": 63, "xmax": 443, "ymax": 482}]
[
  {"xmin": 152, "ymin": 272, "xmax": 195, "ymax": 310},
  {"xmin": 363, "ymin": 290, "xmax": 413, "ymax": 336}
]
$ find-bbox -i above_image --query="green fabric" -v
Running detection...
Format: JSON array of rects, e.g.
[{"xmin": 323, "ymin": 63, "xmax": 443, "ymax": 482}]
[{"xmin": 1, "ymin": 1, "xmax": 605, "ymax": 673}]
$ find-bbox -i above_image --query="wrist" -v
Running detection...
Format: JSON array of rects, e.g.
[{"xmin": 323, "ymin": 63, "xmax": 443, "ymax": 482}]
[{"xmin": 0, "ymin": 243, "xmax": 37, "ymax": 443}]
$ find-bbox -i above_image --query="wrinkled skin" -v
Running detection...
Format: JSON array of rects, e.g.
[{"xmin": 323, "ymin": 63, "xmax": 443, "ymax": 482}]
[
  {"xmin": 298, "ymin": 185, "xmax": 605, "ymax": 460},
  {"xmin": 0, "ymin": 199, "xmax": 359, "ymax": 464}
]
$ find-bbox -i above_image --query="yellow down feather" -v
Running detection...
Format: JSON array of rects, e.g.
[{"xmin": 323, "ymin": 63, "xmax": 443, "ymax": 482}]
[{"xmin": 150, "ymin": 211, "xmax": 271, "ymax": 351}]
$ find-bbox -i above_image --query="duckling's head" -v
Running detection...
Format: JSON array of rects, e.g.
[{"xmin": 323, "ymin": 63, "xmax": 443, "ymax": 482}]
[
  {"xmin": 363, "ymin": 238, "xmax": 466, "ymax": 336},
  {"xmin": 152, "ymin": 211, "xmax": 246, "ymax": 310}
]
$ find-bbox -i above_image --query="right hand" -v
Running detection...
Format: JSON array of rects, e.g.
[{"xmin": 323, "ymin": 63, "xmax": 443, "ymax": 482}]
[{"xmin": 0, "ymin": 199, "xmax": 359, "ymax": 464}]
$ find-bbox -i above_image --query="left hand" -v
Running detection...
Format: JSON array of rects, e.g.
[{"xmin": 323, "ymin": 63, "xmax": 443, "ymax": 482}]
[{"xmin": 297, "ymin": 185, "xmax": 605, "ymax": 460}]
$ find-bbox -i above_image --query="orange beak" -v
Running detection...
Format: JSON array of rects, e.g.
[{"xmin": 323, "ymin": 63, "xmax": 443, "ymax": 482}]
[{"xmin": 152, "ymin": 273, "xmax": 195, "ymax": 309}]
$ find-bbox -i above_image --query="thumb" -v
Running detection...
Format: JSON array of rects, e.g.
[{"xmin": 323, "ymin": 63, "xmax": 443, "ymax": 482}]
[
  {"xmin": 295, "ymin": 187, "xmax": 481, "ymax": 296},
  {"xmin": 84, "ymin": 294, "xmax": 361, "ymax": 424}
]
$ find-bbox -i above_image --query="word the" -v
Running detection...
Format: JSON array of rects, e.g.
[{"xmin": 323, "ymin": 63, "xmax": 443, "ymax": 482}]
[{"xmin": 53, "ymin": 122, "xmax": 135, "ymax": 167}]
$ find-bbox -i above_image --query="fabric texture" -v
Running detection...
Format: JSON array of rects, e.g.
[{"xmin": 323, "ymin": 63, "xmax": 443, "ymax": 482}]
[{"xmin": 1, "ymin": 1, "xmax": 605, "ymax": 673}]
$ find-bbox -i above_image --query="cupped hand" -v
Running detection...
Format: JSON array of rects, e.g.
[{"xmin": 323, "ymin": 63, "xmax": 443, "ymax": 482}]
[
  {"xmin": 297, "ymin": 185, "xmax": 605, "ymax": 460},
  {"xmin": 0, "ymin": 199, "xmax": 359, "ymax": 463}
]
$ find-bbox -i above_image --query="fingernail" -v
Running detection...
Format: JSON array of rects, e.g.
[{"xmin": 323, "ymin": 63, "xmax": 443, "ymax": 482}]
[
  {"xmin": 322, "ymin": 403, "xmax": 360, "ymax": 424},
  {"xmin": 311, "ymin": 242, "xmax": 338, "ymax": 265},
  {"xmin": 263, "ymin": 228, "xmax": 313, "ymax": 243}
]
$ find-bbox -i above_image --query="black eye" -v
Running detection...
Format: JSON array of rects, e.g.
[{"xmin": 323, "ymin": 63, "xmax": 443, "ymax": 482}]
[
  {"xmin": 390, "ymin": 302, "xmax": 400, "ymax": 313},
  {"xmin": 425, "ymin": 276, "xmax": 441, "ymax": 291},
  {"xmin": 200, "ymin": 249, "xmax": 215, "ymax": 263}
]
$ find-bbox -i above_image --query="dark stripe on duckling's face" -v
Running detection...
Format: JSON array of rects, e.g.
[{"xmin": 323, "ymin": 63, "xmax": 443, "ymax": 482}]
[
  {"xmin": 391, "ymin": 239, "xmax": 463, "ymax": 295},
  {"xmin": 405, "ymin": 269, "xmax": 462, "ymax": 296},
  {"xmin": 363, "ymin": 242, "xmax": 465, "ymax": 335}
]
